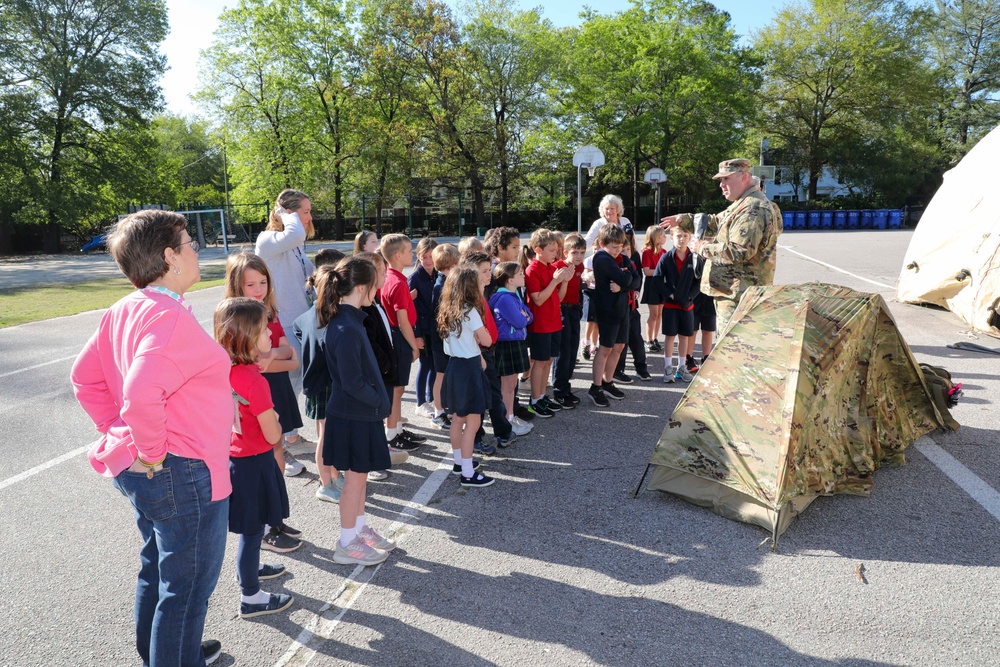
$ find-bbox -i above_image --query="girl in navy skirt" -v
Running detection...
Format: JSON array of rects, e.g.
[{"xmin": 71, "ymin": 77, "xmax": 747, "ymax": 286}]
[
  {"xmin": 215, "ymin": 297, "xmax": 295, "ymax": 619},
  {"xmin": 488, "ymin": 261, "xmax": 533, "ymax": 425},
  {"xmin": 438, "ymin": 268, "xmax": 496, "ymax": 488},
  {"xmin": 226, "ymin": 252, "xmax": 304, "ymax": 548},
  {"xmin": 323, "ymin": 256, "xmax": 396, "ymax": 566},
  {"xmin": 640, "ymin": 226, "xmax": 667, "ymax": 351}
]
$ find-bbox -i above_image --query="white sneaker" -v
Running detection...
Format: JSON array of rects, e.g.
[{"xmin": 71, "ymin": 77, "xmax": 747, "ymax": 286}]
[
  {"xmin": 416, "ymin": 402, "xmax": 435, "ymax": 418},
  {"xmin": 367, "ymin": 470, "xmax": 388, "ymax": 481},
  {"xmin": 284, "ymin": 436, "xmax": 316, "ymax": 455},
  {"xmin": 283, "ymin": 453, "xmax": 305, "ymax": 477},
  {"xmin": 662, "ymin": 364, "xmax": 676, "ymax": 383},
  {"xmin": 388, "ymin": 447, "xmax": 409, "ymax": 466},
  {"xmin": 677, "ymin": 367, "xmax": 694, "ymax": 383},
  {"xmin": 358, "ymin": 525, "xmax": 396, "ymax": 551},
  {"xmin": 333, "ymin": 536, "xmax": 388, "ymax": 566},
  {"xmin": 510, "ymin": 415, "xmax": 533, "ymax": 436}
]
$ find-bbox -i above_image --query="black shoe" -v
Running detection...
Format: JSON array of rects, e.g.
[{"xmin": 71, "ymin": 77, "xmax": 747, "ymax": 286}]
[
  {"xmin": 613, "ymin": 371, "xmax": 633, "ymax": 384},
  {"xmin": 460, "ymin": 471, "xmax": 495, "ymax": 487},
  {"xmin": 495, "ymin": 431, "xmax": 517, "ymax": 448},
  {"xmin": 552, "ymin": 394, "xmax": 577, "ymax": 410},
  {"xmin": 686, "ymin": 355, "xmax": 700, "ymax": 373},
  {"xmin": 527, "ymin": 400, "xmax": 554, "ymax": 418},
  {"xmin": 565, "ymin": 392, "xmax": 581, "ymax": 405},
  {"xmin": 701, "ymin": 355, "xmax": 709, "ymax": 365},
  {"xmin": 636, "ymin": 368, "xmax": 652, "ymax": 381},
  {"xmin": 451, "ymin": 459, "xmax": 482, "ymax": 475},
  {"xmin": 540, "ymin": 395, "xmax": 563, "ymax": 411},
  {"xmin": 588, "ymin": 384, "xmax": 610, "ymax": 407},
  {"xmin": 258, "ymin": 563, "xmax": 287, "ymax": 580},
  {"xmin": 202, "ymin": 640, "xmax": 222, "ymax": 665},
  {"xmin": 239, "ymin": 592, "xmax": 294, "ymax": 619},
  {"xmin": 431, "ymin": 413, "xmax": 452, "ymax": 429},
  {"xmin": 399, "ymin": 428, "xmax": 427, "ymax": 443},
  {"xmin": 261, "ymin": 530, "xmax": 301, "ymax": 553},
  {"xmin": 602, "ymin": 381, "xmax": 625, "ymax": 400},
  {"xmin": 514, "ymin": 404, "xmax": 535, "ymax": 421},
  {"xmin": 278, "ymin": 523, "xmax": 302, "ymax": 539},
  {"xmin": 582, "ymin": 346, "xmax": 591, "ymax": 360},
  {"xmin": 390, "ymin": 434, "xmax": 422, "ymax": 451}
]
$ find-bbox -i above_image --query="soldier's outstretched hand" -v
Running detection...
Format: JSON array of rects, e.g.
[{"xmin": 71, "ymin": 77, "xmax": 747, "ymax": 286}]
[{"xmin": 659, "ymin": 215, "xmax": 681, "ymax": 229}]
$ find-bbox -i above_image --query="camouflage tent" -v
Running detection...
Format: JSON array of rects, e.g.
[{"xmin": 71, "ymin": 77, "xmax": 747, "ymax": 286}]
[
  {"xmin": 897, "ymin": 124, "xmax": 1000, "ymax": 337},
  {"xmin": 644, "ymin": 283, "xmax": 952, "ymax": 541}
]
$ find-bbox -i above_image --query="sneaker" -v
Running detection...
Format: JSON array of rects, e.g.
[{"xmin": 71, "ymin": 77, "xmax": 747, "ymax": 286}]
[
  {"xmin": 388, "ymin": 447, "xmax": 409, "ymax": 466},
  {"xmin": 613, "ymin": 370, "xmax": 633, "ymax": 384},
  {"xmin": 333, "ymin": 473, "xmax": 345, "ymax": 490},
  {"xmin": 284, "ymin": 436, "xmax": 316, "ymax": 455},
  {"xmin": 582, "ymin": 345, "xmax": 591, "ymax": 360},
  {"xmin": 663, "ymin": 364, "xmax": 677, "ymax": 383},
  {"xmin": 676, "ymin": 367, "xmax": 694, "ymax": 383},
  {"xmin": 315, "ymin": 483, "xmax": 341, "ymax": 504},
  {"xmin": 240, "ymin": 592, "xmax": 294, "ymax": 619},
  {"xmin": 701, "ymin": 355, "xmax": 709, "ymax": 365},
  {"xmin": 540, "ymin": 395, "xmax": 563, "ymax": 412},
  {"xmin": 333, "ymin": 536, "xmax": 388, "ymax": 566},
  {"xmin": 261, "ymin": 530, "xmax": 301, "ymax": 553},
  {"xmin": 527, "ymin": 400, "xmax": 554, "ymax": 418},
  {"xmin": 474, "ymin": 439, "xmax": 497, "ymax": 456},
  {"xmin": 431, "ymin": 413, "xmax": 452, "ymax": 429},
  {"xmin": 460, "ymin": 471, "xmax": 495, "ymax": 488},
  {"xmin": 399, "ymin": 428, "xmax": 427, "ymax": 443},
  {"xmin": 602, "ymin": 381, "xmax": 625, "ymax": 400},
  {"xmin": 588, "ymin": 384, "xmax": 610, "ymax": 407},
  {"xmin": 636, "ymin": 368, "xmax": 652, "ymax": 381},
  {"xmin": 565, "ymin": 392, "xmax": 582, "ymax": 405},
  {"xmin": 451, "ymin": 459, "xmax": 482, "ymax": 475},
  {"xmin": 652, "ymin": 339, "xmax": 663, "ymax": 352},
  {"xmin": 552, "ymin": 394, "xmax": 577, "ymax": 410},
  {"xmin": 283, "ymin": 453, "xmax": 305, "ymax": 477},
  {"xmin": 514, "ymin": 404, "xmax": 535, "ymax": 421},
  {"xmin": 509, "ymin": 415, "xmax": 534, "ymax": 435},
  {"xmin": 686, "ymin": 355, "xmax": 700, "ymax": 373},
  {"xmin": 646, "ymin": 340, "xmax": 656, "ymax": 352},
  {"xmin": 367, "ymin": 470, "xmax": 389, "ymax": 481},
  {"xmin": 202, "ymin": 640, "xmax": 223, "ymax": 665},
  {"xmin": 389, "ymin": 434, "xmax": 422, "ymax": 451},
  {"xmin": 518, "ymin": 374, "xmax": 530, "ymax": 383},
  {"xmin": 416, "ymin": 402, "xmax": 435, "ymax": 418},
  {"xmin": 258, "ymin": 563, "xmax": 287, "ymax": 580},
  {"xmin": 279, "ymin": 523, "xmax": 302, "ymax": 539},
  {"xmin": 358, "ymin": 525, "xmax": 396, "ymax": 551},
  {"xmin": 496, "ymin": 431, "xmax": 517, "ymax": 448}
]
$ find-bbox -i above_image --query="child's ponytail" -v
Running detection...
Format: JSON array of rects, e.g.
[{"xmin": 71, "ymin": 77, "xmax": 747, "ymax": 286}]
[{"xmin": 317, "ymin": 256, "xmax": 377, "ymax": 327}]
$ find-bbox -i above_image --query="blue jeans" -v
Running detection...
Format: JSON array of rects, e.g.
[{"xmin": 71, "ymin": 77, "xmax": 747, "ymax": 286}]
[{"xmin": 114, "ymin": 454, "xmax": 229, "ymax": 667}]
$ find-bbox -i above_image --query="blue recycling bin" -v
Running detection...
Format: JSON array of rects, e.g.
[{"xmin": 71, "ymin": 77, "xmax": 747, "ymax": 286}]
[
  {"xmin": 782, "ymin": 211, "xmax": 794, "ymax": 230},
  {"xmin": 860, "ymin": 210, "xmax": 873, "ymax": 229},
  {"xmin": 873, "ymin": 209, "xmax": 889, "ymax": 230},
  {"xmin": 821, "ymin": 211, "xmax": 833, "ymax": 228},
  {"xmin": 807, "ymin": 211, "xmax": 821, "ymax": 229},
  {"xmin": 847, "ymin": 210, "xmax": 860, "ymax": 229},
  {"xmin": 794, "ymin": 211, "xmax": 807, "ymax": 229},
  {"xmin": 888, "ymin": 209, "xmax": 903, "ymax": 229},
  {"xmin": 834, "ymin": 211, "xmax": 847, "ymax": 229}
]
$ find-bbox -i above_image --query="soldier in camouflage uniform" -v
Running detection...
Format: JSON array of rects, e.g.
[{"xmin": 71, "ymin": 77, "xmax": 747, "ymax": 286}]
[{"xmin": 661, "ymin": 158, "xmax": 781, "ymax": 334}]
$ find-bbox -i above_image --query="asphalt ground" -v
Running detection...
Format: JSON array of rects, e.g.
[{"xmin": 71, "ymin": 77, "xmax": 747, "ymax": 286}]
[{"xmin": 1, "ymin": 229, "xmax": 999, "ymax": 666}]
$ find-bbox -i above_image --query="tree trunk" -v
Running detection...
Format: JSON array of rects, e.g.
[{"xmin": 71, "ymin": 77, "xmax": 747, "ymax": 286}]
[{"xmin": 44, "ymin": 121, "xmax": 65, "ymax": 254}]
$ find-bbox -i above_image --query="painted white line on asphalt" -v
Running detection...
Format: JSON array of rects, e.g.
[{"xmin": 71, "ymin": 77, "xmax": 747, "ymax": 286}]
[
  {"xmin": 915, "ymin": 437, "xmax": 1000, "ymax": 524},
  {"xmin": 778, "ymin": 245, "xmax": 895, "ymax": 290},
  {"xmin": 0, "ymin": 354, "xmax": 78, "ymax": 379},
  {"xmin": 0, "ymin": 444, "xmax": 90, "ymax": 492},
  {"xmin": 273, "ymin": 454, "xmax": 455, "ymax": 667}
]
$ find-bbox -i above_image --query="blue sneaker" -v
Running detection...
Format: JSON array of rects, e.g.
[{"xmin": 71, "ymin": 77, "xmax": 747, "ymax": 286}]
[
  {"xmin": 495, "ymin": 431, "xmax": 517, "ymax": 448},
  {"xmin": 315, "ymin": 482, "xmax": 341, "ymax": 504},
  {"xmin": 474, "ymin": 439, "xmax": 497, "ymax": 456},
  {"xmin": 239, "ymin": 592, "xmax": 294, "ymax": 619}
]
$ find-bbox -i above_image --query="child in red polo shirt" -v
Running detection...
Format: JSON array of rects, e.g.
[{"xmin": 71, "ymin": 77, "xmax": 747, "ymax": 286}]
[
  {"xmin": 552, "ymin": 232, "xmax": 586, "ymax": 407},
  {"xmin": 524, "ymin": 228, "xmax": 572, "ymax": 418},
  {"xmin": 379, "ymin": 234, "xmax": 428, "ymax": 450}
]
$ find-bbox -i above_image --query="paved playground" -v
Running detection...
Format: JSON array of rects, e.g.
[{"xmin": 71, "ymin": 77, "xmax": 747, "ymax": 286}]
[{"xmin": 2, "ymin": 230, "xmax": 998, "ymax": 666}]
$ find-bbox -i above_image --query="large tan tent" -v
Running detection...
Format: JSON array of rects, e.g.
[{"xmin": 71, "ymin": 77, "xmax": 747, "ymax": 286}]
[
  {"xmin": 897, "ymin": 125, "xmax": 1000, "ymax": 337},
  {"xmin": 643, "ymin": 283, "xmax": 953, "ymax": 542}
]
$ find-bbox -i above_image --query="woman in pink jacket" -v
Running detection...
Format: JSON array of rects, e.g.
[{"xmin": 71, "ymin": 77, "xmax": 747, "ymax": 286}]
[{"xmin": 71, "ymin": 210, "xmax": 232, "ymax": 667}]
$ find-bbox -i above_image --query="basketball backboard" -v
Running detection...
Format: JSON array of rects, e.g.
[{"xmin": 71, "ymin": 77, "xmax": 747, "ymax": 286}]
[
  {"xmin": 753, "ymin": 165, "xmax": 776, "ymax": 180},
  {"xmin": 643, "ymin": 168, "xmax": 666, "ymax": 184},
  {"xmin": 573, "ymin": 145, "xmax": 605, "ymax": 169}
]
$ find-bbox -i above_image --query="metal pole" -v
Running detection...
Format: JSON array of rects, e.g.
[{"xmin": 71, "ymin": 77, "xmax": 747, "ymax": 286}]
[
  {"xmin": 361, "ymin": 195, "xmax": 366, "ymax": 232},
  {"xmin": 222, "ymin": 143, "xmax": 230, "ymax": 254},
  {"xmin": 654, "ymin": 182, "xmax": 661, "ymax": 226},
  {"xmin": 458, "ymin": 190, "xmax": 463, "ymax": 237},
  {"xmin": 407, "ymin": 194, "xmax": 413, "ymax": 237},
  {"xmin": 577, "ymin": 164, "xmax": 583, "ymax": 234}
]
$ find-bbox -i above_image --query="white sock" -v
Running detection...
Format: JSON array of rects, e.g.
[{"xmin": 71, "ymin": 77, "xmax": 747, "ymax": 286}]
[
  {"xmin": 241, "ymin": 590, "xmax": 270, "ymax": 605},
  {"xmin": 461, "ymin": 457, "xmax": 475, "ymax": 478},
  {"xmin": 533, "ymin": 395, "xmax": 544, "ymax": 403},
  {"xmin": 435, "ymin": 409, "xmax": 445, "ymax": 418},
  {"xmin": 340, "ymin": 526, "xmax": 357, "ymax": 547},
  {"xmin": 453, "ymin": 448, "xmax": 462, "ymax": 465},
  {"xmin": 385, "ymin": 426, "xmax": 398, "ymax": 440},
  {"xmin": 356, "ymin": 515, "xmax": 366, "ymax": 532}
]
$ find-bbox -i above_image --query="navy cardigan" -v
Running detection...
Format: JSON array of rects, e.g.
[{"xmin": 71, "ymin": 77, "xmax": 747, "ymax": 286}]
[
  {"xmin": 324, "ymin": 304, "xmax": 391, "ymax": 422},
  {"xmin": 592, "ymin": 249, "xmax": 639, "ymax": 322},
  {"xmin": 652, "ymin": 248, "xmax": 701, "ymax": 309}
]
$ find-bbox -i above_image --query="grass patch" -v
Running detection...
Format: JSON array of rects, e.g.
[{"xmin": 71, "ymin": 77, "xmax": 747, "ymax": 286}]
[{"xmin": 0, "ymin": 265, "xmax": 227, "ymax": 329}]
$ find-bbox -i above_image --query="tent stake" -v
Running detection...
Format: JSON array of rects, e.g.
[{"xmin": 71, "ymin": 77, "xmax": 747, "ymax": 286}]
[{"xmin": 632, "ymin": 464, "xmax": 652, "ymax": 498}]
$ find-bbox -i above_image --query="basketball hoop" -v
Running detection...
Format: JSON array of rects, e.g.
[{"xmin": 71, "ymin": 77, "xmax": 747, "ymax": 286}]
[
  {"xmin": 587, "ymin": 166, "xmax": 596, "ymax": 177},
  {"xmin": 573, "ymin": 145, "xmax": 605, "ymax": 233}
]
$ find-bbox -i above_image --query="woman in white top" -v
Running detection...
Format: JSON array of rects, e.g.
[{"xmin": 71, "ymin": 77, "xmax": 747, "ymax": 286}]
[{"xmin": 584, "ymin": 194, "xmax": 633, "ymax": 254}]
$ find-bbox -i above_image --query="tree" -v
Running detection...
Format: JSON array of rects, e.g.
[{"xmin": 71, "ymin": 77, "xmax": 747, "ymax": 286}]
[
  {"xmin": 930, "ymin": 0, "xmax": 1000, "ymax": 155},
  {"xmin": 754, "ymin": 0, "xmax": 938, "ymax": 201},
  {"xmin": 0, "ymin": 0, "xmax": 167, "ymax": 251},
  {"xmin": 149, "ymin": 114, "xmax": 226, "ymax": 208}
]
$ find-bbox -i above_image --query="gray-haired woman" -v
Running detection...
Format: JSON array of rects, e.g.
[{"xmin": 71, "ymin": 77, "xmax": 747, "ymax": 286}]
[
  {"xmin": 71, "ymin": 210, "xmax": 231, "ymax": 666},
  {"xmin": 584, "ymin": 194, "xmax": 634, "ymax": 253}
]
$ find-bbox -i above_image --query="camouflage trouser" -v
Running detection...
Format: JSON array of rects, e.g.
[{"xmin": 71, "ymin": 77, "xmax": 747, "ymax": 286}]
[{"xmin": 714, "ymin": 297, "xmax": 739, "ymax": 337}]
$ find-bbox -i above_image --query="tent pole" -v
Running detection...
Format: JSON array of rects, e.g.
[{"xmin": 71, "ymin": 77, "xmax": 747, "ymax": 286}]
[{"xmin": 632, "ymin": 464, "xmax": 652, "ymax": 498}]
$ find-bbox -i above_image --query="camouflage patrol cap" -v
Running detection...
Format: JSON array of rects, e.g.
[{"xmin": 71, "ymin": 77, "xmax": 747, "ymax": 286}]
[{"xmin": 712, "ymin": 158, "xmax": 753, "ymax": 179}]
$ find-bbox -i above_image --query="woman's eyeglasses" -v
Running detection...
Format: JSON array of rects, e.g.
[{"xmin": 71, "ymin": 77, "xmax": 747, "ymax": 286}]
[{"xmin": 179, "ymin": 239, "xmax": 200, "ymax": 253}]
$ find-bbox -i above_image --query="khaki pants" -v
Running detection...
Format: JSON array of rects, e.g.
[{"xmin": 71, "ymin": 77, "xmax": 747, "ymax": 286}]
[{"xmin": 714, "ymin": 297, "xmax": 739, "ymax": 337}]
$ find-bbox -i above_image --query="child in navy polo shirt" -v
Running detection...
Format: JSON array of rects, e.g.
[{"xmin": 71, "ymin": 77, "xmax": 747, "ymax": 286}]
[
  {"xmin": 523, "ymin": 228, "xmax": 572, "ymax": 418},
  {"xmin": 379, "ymin": 234, "xmax": 428, "ymax": 450},
  {"xmin": 408, "ymin": 237, "xmax": 438, "ymax": 419},
  {"xmin": 653, "ymin": 223, "xmax": 701, "ymax": 383}
]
